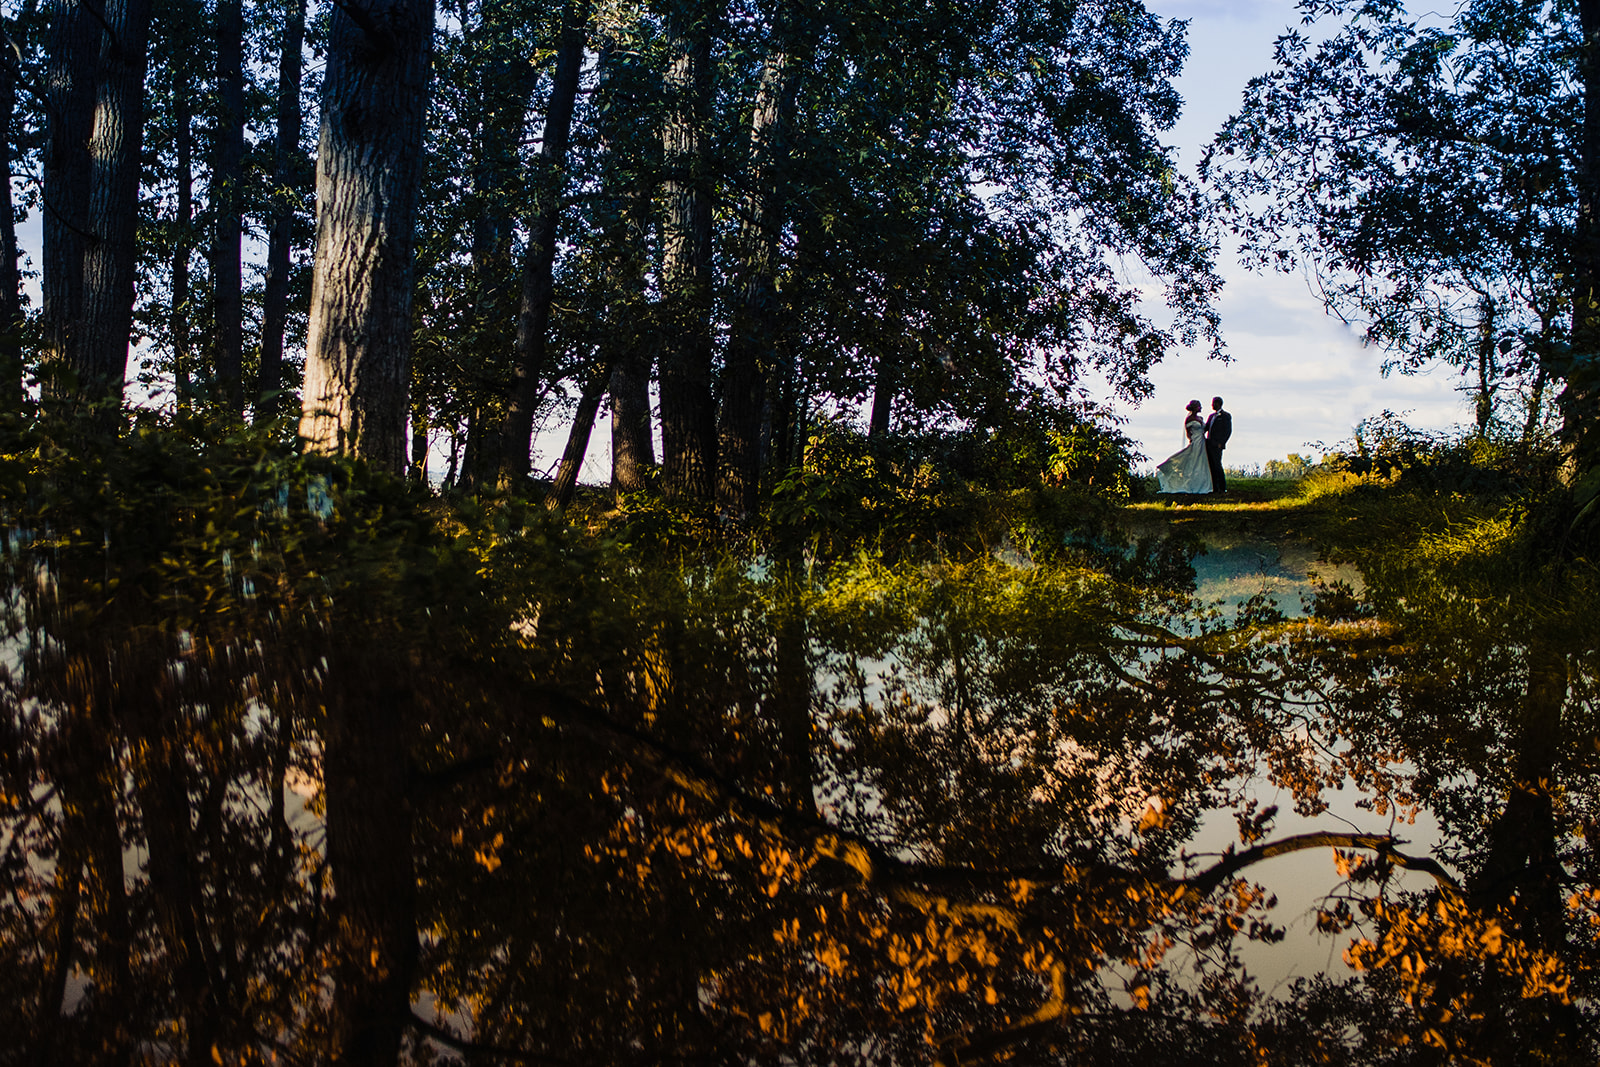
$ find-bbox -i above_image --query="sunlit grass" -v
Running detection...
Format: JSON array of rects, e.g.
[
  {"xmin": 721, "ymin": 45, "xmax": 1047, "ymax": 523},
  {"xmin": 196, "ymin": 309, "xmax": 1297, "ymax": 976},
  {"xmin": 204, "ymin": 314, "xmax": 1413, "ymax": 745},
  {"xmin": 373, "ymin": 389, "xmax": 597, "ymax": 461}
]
[{"xmin": 1129, "ymin": 475, "xmax": 1316, "ymax": 511}]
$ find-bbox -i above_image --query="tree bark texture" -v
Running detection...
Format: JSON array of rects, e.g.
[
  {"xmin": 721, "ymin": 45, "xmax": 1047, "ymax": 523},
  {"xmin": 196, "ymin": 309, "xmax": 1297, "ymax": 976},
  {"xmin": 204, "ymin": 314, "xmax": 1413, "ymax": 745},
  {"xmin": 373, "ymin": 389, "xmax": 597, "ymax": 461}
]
[
  {"xmin": 869, "ymin": 289, "xmax": 908, "ymax": 438},
  {"xmin": 211, "ymin": 0, "xmax": 245, "ymax": 411},
  {"xmin": 173, "ymin": 56, "xmax": 195, "ymax": 410},
  {"xmin": 869, "ymin": 334, "xmax": 897, "ymax": 437},
  {"xmin": 42, "ymin": 0, "xmax": 95, "ymax": 396},
  {"xmin": 455, "ymin": 23, "xmax": 540, "ymax": 485},
  {"xmin": 497, "ymin": 0, "xmax": 589, "ymax": 486},
  {"xmin": 0, "ymin": 38, "xmax": 23, "ymax": 412},
  {"xmin": 257, "ymin": 0, "xmax": 308, "ymax": 423},
  {"xmin": 1566, "ymin": 0, "xmax": 1600, "ymax": 466},
  {"xmin": 299, "ymin": 0, "xmax": 433, "ymax": 473},
  {"xmin": 717, "ymin": 40, "xmax": 804, "ymax": 517},
  {"xmin": 409, "ymin": 402, "xmax": 429, "ymax": 479},
  {"xmin": 609, "ymin": 344, "xmax": 655, "ymax": 493},
  {"xmin": 1473, "ymin": 294, "xmax": 1497, "ymax": 434},
  {"xmin": 658, "ymin": 0, "xmax": 719, "ymax": 502},
  {"xmin": 78, "ymin": 0, "xmax": 152, "ymax": 406},
  {"xmin": 594, "ymin": 50, "xmax": 656, "ymax": 495},
  {"xmin": 546, "ymin": 362, "xmax": 612, "ymax": 510}
]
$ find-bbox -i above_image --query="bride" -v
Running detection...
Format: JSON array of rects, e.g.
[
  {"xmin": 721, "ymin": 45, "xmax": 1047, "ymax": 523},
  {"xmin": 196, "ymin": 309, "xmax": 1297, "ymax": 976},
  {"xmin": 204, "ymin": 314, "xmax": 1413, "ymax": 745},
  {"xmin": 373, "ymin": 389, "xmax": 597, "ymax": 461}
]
[{"xmin": 1156, "ymin": 400, "xmax": 1213, "ymax": 495}]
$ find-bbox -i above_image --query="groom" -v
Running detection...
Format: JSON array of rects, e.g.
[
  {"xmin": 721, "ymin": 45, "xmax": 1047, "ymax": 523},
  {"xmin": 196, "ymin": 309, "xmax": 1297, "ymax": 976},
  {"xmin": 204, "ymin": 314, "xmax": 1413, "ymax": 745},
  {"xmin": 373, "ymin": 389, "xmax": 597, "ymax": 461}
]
[{"xmin": 1204, "ymin": 397, "xmax": 1231, "ymax": 495}]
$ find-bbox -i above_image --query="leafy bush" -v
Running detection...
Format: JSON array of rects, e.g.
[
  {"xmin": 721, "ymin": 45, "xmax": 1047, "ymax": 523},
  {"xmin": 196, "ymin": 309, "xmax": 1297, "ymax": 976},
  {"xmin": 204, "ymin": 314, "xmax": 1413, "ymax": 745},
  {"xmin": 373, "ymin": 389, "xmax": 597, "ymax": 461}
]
[
  {"xmin": 1321, "ymin": 412, "xmax": 1559, "ymax": 497},
  {"xmin": 766, "ymin": 406, "xmax": 1144, "ymax": 557},
  {"xmin": 767, "ymin": 418, "xmax": 978, "ymax": 556}
]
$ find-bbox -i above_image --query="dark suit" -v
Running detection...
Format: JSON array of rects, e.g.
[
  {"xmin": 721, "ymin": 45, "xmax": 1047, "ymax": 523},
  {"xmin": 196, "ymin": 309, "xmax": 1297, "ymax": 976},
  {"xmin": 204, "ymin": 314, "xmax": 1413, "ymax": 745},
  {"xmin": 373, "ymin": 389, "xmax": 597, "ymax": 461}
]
[{"xmin": 1204, "ymin": 409, "xmax": 1231, "ymax": 493}]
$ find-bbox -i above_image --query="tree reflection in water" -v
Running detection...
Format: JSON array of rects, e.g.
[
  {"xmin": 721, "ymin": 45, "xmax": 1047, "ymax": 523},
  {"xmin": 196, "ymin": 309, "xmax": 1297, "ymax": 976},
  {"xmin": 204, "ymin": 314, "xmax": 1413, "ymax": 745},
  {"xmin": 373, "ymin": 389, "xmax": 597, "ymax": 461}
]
[{"xmin": 0, "ymin": 419, "xmax": 1594, "ymax": 1064}]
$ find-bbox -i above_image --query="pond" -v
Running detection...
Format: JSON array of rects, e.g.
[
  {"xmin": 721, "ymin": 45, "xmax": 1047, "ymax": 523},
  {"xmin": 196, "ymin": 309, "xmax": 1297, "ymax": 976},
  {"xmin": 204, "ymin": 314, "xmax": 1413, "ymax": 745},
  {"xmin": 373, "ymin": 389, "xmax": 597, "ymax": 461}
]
[{"xmin": 3, "ymin": 480, "xmax": 1596, "ymax": 1064}]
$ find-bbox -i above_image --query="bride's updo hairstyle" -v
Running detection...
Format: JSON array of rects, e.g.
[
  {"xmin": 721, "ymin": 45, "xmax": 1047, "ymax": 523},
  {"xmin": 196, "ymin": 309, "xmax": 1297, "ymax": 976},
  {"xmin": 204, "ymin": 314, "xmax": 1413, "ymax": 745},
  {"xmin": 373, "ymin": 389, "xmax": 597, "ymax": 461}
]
[{"xmin": 1186, "ymin": 399, "xmax": 1202, "ymax": 413}]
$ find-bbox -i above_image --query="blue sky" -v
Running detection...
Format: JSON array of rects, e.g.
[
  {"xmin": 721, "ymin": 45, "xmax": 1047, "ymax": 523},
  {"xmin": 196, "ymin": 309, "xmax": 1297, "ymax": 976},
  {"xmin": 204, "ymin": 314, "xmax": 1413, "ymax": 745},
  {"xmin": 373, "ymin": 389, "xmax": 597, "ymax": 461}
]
[{"xmin": 1111, "ymin": 0, "xmax": 1471, "ymax": 471}]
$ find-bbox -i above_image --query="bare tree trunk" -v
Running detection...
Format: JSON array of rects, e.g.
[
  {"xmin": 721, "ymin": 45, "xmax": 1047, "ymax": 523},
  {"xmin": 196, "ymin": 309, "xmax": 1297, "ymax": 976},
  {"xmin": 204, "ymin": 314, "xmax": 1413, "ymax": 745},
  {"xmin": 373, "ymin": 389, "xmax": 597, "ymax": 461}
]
[
  {"xmin": 547, "ymin": 365, "xmax": 613, "ymax": 510},
  {"xmin": 409, "ymin": 402, "xmax": 429, "ymax": 481},
  {"xmin": 497, "ymin": 0, "xmax": 589, "ymax": 487},
  {"xmin": 74, "ymin": 0, "xmax": 152, "ymax": 409},
  {"xmin": 1565, "ymin": 0, "xmax": 1600, "ymax": 473},
  {"xmin": 460, "ymin": 405, "xmax": 489, "ymax": 487},
  {"xmin": 610, "ymin": 343, "xmax": 654, "ymax": 493},
  {"xmin": 458, "ymin": 26, "xmax": 539, "ymax": 483},
  {"xmin": 256, "ymin": 0, "xmax": 307, "ymax": 423},
  {"xmin": 298, "ymin": 0, "xmax": 434, "ymax": 473},
  {"xmin": 1471, "ymin": 292, "xmax": 1497, "ymax": 434},
  {"xmin": 0, "ymin": 37, "xmax": 21, "ymax": 413},
  {"xmin": 59, "ymin": 718, "xmax": 135, "ymax": 1065},
  {"xmin": 717, "ymin": 35, "xmax": 805, "ymax": 518},
  {"xmin": 869, "ymin": 338, "xmax": 897, "ymax": 438},
  {"xmin": 767, "ymin": 344, "xmax": 798, "ymax": 473},
  {"xmin": 40, "ymin": 837, "xmax": 81, "ymax": 1055},
  {"xmin": 42, "ymin": 0, "xmax": 97, "ymax": 402},
  {"xmin": 173, "ymin": 64, "xmax": 195, "ymax": 412},
  {"xmin": 211, "ymin": 0, "xmax": 244, "ymax": 411},
  {"xmin": 1524, "ymin": 361, "xmax": 1550, "ymax": 440},
  {"xmin": 658, "ymin": 0, "xmax": 719, "ymax": 502},
  {"xmin": 130, "ymin": 718, "xmax": 224, "ymax": 1067},
  {"xmin": 593, "ymin": 49, "xmax": 655, "ymax": 496},
  {"xmin": 869, "ymin": 289, "xmax": 908, "ymax": 438}
]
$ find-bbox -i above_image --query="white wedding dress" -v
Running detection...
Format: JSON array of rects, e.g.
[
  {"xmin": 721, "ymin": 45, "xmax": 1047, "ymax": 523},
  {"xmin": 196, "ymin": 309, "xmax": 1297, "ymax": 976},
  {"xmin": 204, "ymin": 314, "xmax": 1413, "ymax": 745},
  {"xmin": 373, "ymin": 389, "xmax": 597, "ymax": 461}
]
[{"xmin": 1156, "ymin": 416, "xmax": 1213, "ymax": 494}]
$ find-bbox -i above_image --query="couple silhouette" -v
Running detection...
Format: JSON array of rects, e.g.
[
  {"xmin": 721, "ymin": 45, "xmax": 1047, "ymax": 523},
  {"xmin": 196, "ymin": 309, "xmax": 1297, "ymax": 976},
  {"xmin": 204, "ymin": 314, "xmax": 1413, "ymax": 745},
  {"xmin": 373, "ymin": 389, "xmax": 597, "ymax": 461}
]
[{"xmin": 1156, "ymin": 397, "xmax": 1231, "ymax": 496}]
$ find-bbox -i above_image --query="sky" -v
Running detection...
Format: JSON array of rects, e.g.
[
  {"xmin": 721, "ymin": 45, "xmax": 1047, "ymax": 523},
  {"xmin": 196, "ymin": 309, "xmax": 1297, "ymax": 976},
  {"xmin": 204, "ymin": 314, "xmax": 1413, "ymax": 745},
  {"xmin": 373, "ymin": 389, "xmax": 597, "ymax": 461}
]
[{"xmin": 1103, "ymin": 0, "xmax": 1470, "ymax": 472}]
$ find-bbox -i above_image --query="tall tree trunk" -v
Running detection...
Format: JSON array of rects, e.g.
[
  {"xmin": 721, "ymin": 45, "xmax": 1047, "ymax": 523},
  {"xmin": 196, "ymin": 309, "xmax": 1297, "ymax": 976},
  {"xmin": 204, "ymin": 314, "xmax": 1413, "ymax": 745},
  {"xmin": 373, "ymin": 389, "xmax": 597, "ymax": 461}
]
[
  {"xmin": 609, "ymin": 342, "xmax": 654, "ymax": 493},
  {"xmin": 74, "ymin": 0, "xmax": 153, "ymax": 408},
  {"xmin": 173, "ymin": 65, "xmax": 194, "ymax": 412},
  {"xmin": 57, "ymin": 706, "xmax": 135, "ymax": 1064},
  {"xmin": 547, "ymin": 363, "xmax": 613, "ymax": 510},
  {"xmin": 298, "ymin": 0, "xmax": 434, "ymax": 473},
  {"xmin": 409, "ymin": 401, "xmax": 429, "ymax": 480},
  {"xmin": 717, "ymin": 34, "xmax": 805, "ymax": 518},
  {"xmin": 130, "ymin": 716, "xmax": 224, "ymax": 1067},
  {"xmin": 1473, "ymin": 292, "xmax": 1497, "ymax": 435},
  {"xmin": 256, "ymin": 0, "xmax": 308, "ymax": 423},
  {"xmin": 0, "ymin": 36, "xmax": 22, "ymax": 413},
  {"xmin": 767, "ymin": 345, "xmax": 798, "ymax": 473},
  {"xmin": 457, "ymin": 33, "xmax": 539, "ymax": 485},
  {"xmin": 211, "ymin": 0, "xmax": 244, "ymax": 411},
  {"xmin": 496, "ymin": 0, "xmax": 588, "ymax": 486},
  {"xmin": 594, "ymin": 49, "xmax": 655, "ymax": 496},
  {"xmin": 658, "ymin": 0, "xmax": 718, "ymax": 502},
  {"xmin": 868, "ymin": 341, "xmax": 896, "ymax": 437},
  {"xmin": 460, "ymin": 405, "xmax": 485, "ymax": 486},
  {"xmin": 1567, "ymin": 0, "xmax": 1600, "ymax": 472},
  {"xmin": 869, "ymin": 291, "xmax": 905, "ymax": 437},
  {"xmin": 1524, "ymin": 361, "xmax": 1550, "ymax": 441},
  {"xmin": 41, "ymin": 0, "xmax": 98, "ymax": 402}
]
